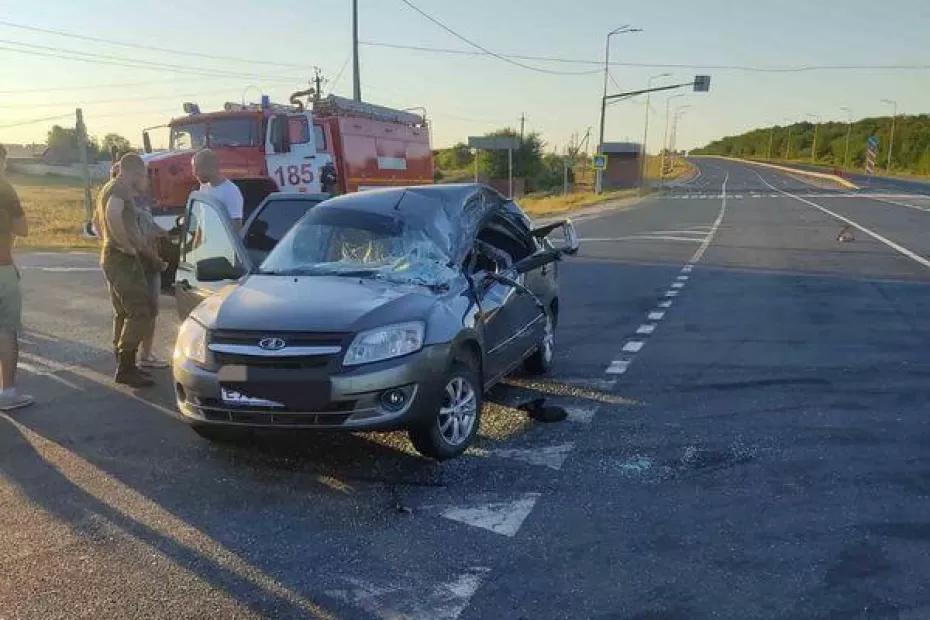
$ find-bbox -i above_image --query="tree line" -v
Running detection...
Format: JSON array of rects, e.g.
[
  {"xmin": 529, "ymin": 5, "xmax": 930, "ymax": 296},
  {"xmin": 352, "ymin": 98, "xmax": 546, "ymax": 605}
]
[{"xmin": 692, "ymin": 115, "xmax": 930, "ymax": 175}]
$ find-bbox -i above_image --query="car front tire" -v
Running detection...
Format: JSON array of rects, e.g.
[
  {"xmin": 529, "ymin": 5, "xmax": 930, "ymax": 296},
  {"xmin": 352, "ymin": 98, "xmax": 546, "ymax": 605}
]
[{"xmin": 408, "ymin": 359, "xmax": 482, "ymax": 461}]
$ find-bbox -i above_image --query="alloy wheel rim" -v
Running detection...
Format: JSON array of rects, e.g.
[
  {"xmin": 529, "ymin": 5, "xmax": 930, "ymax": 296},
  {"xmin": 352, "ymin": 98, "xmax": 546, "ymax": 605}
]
[{"xmin": 437, "ymin": 376, "xmax": 477, "ymax": 446}]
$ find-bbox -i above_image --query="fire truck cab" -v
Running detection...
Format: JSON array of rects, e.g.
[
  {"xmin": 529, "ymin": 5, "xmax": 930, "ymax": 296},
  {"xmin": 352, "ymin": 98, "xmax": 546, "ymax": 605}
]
[{"xmin": 142, "ymin": 94, "xmax": 433, "ymax": 229}]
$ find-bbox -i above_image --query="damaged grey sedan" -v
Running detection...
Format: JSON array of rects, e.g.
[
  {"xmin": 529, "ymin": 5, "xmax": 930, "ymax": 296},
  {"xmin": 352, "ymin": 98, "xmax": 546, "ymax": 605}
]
[{"xmin": 172, "ymin": 184, "xmax": 579, "ymax": 460}]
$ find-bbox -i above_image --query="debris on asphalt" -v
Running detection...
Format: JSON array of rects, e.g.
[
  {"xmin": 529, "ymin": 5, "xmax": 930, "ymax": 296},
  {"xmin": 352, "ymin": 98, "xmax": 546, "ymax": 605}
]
[{"xmin": 517, "ymin": 398, "xmax": 568, "ymax": 423}]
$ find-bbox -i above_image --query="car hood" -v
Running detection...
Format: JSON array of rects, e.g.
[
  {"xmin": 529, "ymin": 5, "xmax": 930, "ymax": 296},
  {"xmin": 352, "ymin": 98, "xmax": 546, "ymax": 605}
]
[{"xmin": 204, "ymin": 274, "xmax": 442, "ymax": 333}]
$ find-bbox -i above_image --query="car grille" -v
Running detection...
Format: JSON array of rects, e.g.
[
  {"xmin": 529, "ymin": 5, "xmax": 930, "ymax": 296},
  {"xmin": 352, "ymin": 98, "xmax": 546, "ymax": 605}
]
[
  {"xmin": 212, "ymin": 352, "xmax": 330, "ymax": 369},
  {"xmin": 211, "ymin": 330, "xmax": 348, "ymax": 349},
  {"xmin": 195, "ymin": 397, "xmax": 356, "ymax": 427}
]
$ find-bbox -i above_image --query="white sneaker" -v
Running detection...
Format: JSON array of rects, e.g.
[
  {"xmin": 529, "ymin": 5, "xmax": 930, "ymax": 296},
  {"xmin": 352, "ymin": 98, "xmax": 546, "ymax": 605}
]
[
  {"xmin": 0, "ymin": 392, "xmax": 34, "ymax": 411},
  {"xmin": 138, "ymin": 355, "xmax": 169, "ymax": 369}
]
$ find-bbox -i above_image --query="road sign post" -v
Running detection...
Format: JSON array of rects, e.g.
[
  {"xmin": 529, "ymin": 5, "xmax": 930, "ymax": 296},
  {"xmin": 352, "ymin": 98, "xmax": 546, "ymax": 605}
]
[
  {"xmin": 467, "ymin": 136, "xmax": 521, "ymax": 198},
  {"xmin": 865, "ymin": 136, "xmax": 879, "ymax": 180}
]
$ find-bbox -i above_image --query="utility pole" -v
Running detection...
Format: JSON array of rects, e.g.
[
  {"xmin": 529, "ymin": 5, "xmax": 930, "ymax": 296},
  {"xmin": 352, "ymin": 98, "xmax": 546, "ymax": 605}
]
[
  {"xmin": 767, "ymin": 125, "xmax": 775, "ymax": 160},
  {"xmin": 881, "ymin": 98, "xmax": 897, "ymax": 171},
  {"xmin": 783, "ymin": 118, "xmax": 794, "ymax": 160},
  {"xmin": 352, "ymin": 0, "xmax": 361, "ymax": 102},
  {"xmin": 806, "ymin": 113, "xmax": 821, "ymax": 163},
  {"xmin": 519, "ymin": 113, "xmax": 526, "ymax": 143},
  {"xmin": 640, "ymin": 72, "xmax": 670, "ymax": 188},
  {"xmin": 312, "ymin": 67, "xmax": 325, "ymax": 102},
  {"xmin": 660, "ymin": 93, "xmax": 685, "ymax": 182},
  {"xmin": 596, "ymin": 25, "xmax": 640, "ymax": 194},
  {"xmin": 840, "ymin": 106, "xmax": 853, "ymax": 170},
  {"xmin": 75, "ymin": 108, "xmax": 94, "ymax": 237}
]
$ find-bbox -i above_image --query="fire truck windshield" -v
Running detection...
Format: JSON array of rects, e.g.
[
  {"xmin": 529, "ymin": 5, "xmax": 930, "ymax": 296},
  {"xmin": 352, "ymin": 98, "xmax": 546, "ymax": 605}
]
[{"xmin": 169, "ymin": 117, "xmax": 259, "ymax": 150}]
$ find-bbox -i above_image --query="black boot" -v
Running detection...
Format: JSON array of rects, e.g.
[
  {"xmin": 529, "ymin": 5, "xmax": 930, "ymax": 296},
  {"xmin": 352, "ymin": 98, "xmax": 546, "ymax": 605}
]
[
  {"xmin": 114, "ymin": 349, "xmax": 151, "ymax": 377},
  {"xmin": 115, "ymin": 350, "xmax": 155, "ymax": 387}
]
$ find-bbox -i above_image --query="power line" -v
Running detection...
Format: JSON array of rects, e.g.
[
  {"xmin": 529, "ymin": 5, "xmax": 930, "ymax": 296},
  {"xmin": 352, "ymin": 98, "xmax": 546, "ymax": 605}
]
[
  {"xmin": 0, "ymin": 40, "xmax": 306, "ymax": 83},
  {"xmin": 395, "ymin": 0, "xmax": 600, "ymax": 76},
  {"xmin": 362, "ymin": 40, "xmax": 930, "ymax": 73},
  {"xmin": 0, "ymin": 87, "xmax": 247, "ymax": 110},
  {"xmin": 0, "ymin": 114, "xmax": 72, "ymax": 130},
  {"xmin": 0, "ymin": 20, "xmax": 314, "ymax": 70}
]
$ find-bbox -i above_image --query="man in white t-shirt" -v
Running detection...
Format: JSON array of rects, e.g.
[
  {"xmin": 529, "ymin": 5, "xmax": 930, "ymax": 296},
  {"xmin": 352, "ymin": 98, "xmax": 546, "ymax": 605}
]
[{"xmin": 192, "ymin": 149, "xmax": 244, "ymax": 227}]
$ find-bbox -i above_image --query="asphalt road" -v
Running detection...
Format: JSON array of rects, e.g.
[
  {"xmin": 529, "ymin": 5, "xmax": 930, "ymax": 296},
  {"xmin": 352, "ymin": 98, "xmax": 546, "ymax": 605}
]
[{"xmin": 3, "ymin": 158, "xmax": 930, "ymax": 619}]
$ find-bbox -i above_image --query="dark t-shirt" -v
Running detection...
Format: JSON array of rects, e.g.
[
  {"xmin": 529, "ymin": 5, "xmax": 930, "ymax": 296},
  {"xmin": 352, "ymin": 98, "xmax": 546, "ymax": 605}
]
[{"xmin": 0, "ymin": 177, "xmax": 24, "ymax": 265}]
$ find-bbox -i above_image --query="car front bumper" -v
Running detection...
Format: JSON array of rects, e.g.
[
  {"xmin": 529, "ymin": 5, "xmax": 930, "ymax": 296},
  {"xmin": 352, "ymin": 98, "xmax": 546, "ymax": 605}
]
[{"xmin": 173, "ymin": 343, "xmax": 453, "ymax": 431}]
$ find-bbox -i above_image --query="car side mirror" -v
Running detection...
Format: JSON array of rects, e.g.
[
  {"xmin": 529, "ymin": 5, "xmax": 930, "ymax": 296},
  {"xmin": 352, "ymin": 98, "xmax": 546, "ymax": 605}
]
[
  {"xmin": 513, "ymin": 249, "xmax": 560, "ymax": 274},
  {"xmin": 196, "ymin": 256, "xmax": 243, "ymax": 282},
  {"xmin": 532, "ymin": 219, "xmax": 580, "ymax": 256}
]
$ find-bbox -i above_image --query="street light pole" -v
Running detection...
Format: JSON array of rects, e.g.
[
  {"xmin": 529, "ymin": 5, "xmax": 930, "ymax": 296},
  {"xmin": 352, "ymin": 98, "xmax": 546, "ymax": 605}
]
[
  {"xmin": 806, "ymin": 113, "xmax": 822, "ymax": 164},
  {"xmin": 881, "ymin": 98, "xmax": 897, "ymax": 172},
  {"xmin": 352, "ymin": 0, "xmax": 361, "ymax": 102},
  {"xmin": 595, "ymin": 25, "xmax": 640, "ymax": 193},
  {"xmin": 840, "ymin": 106, "xmax": 853, "ymax": 170},
  {"xmin": 670, "ymin": 106, "xmax": 690, "ymax": 169},
  {"xmin": 660, "ymin": 93, "xmax": 685, "ymax": 182},
  {"xmin": 640, "ymin": 72, "xmax": 671, "ymax": 188}
]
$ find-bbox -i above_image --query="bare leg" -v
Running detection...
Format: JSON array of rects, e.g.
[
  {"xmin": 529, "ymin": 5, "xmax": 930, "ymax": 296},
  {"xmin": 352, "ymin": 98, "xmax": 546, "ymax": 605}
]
[{"xmin": 0, "ymin": 329, "xmax": 16, "ymax": 390}]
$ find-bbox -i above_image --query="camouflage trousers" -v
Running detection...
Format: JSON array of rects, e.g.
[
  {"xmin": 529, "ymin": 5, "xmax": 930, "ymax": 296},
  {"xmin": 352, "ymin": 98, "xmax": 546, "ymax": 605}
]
[{"xmin": 101, "ymin": 245, "xmax": 153, "ymax": 355}]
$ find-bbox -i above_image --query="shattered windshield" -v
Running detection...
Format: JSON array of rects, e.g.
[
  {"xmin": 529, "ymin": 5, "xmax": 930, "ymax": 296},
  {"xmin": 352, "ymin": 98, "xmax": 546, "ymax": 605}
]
[{"xmin": 259, "ymin": 206, "xmax": 458, "ymax": 287}]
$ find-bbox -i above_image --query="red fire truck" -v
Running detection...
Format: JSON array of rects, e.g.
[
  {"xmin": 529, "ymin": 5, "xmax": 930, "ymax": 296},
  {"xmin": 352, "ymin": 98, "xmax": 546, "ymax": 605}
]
[{"xmin": 141, "ymin": 93, "xmax": 434, "ymax": 228}]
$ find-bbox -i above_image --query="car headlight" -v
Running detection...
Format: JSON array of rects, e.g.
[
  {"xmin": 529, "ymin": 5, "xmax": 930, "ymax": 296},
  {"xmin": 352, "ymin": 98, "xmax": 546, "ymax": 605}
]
[
  {"xmin": 344, "ymin": 322, "xmax": 425, "ymax": 366},
  {"xmin": 174, "ymin": 317, "xmax": 208, "ymax": 366}
]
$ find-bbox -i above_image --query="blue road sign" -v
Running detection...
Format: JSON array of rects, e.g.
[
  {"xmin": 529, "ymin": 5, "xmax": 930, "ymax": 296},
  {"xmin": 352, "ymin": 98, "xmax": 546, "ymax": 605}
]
[{"xmin": 593, "ymin": 154, "xmax": 608, "ymax": 170}]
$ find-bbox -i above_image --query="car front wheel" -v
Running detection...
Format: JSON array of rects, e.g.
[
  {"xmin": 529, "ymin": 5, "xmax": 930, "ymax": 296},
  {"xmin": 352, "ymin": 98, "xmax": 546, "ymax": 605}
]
[
  {"xmin": 524, "ymin": 309, "xmax": 554, "ymax": 374},
  {"xmin": 408, "ymin": 360, "xmax": 482, "ymax": 460}
]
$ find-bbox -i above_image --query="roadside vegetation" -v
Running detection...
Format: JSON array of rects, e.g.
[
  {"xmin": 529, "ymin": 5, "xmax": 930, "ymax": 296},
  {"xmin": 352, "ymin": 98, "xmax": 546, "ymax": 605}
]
[
  {"xmin": 8, "ymin": 171, "xmax": 99, "ymax": 251},
  {"xmin": 693, "ymin": 115, "xmax": 930, "ymax": 176}
]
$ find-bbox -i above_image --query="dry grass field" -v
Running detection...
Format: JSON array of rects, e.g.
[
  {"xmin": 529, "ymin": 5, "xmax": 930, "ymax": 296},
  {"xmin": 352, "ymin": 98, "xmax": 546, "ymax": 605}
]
[{"xmin": 7, "ymin": 171, "xmax": 100, "ymax": 251}]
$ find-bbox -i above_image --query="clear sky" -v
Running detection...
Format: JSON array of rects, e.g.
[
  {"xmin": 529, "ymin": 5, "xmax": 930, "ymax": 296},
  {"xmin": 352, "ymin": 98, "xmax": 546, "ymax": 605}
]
[{"xmin": 1, "ymin": 0, "xmax": 928, "ymax": 154}]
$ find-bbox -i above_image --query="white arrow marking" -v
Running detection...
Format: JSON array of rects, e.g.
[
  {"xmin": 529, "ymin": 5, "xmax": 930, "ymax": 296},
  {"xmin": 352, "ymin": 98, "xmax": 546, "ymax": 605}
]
[
  {"xmin": 440, "ymin": 493, "xmax": 541, "ymax": 537},
  {"xmin": 328, "ymin": 568, "xmax": 490, "ymax": 620},
  {"xmin": 491, "ymin": 443, "xmax": 575, "ymax": 470},
  {"xmin": 565, "ymin": 405, "xmax": 597, "ymax": 424}
]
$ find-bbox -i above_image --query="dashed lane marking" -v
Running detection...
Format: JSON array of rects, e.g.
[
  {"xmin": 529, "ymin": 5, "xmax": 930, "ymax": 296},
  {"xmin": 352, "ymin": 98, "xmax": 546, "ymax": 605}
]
[
  {"xmin": 647, "ymin": 311, "xmax": 665, "ymax": 321},
  {"xmin": 670, "ymin": 282, "xmax": 685, "ymax": 289},
  {"xmin": 636, "ymin": 324, "xmax": 656, "ymax": 335},
  {"xmin": 606, "ymin": 360, "xmax": 631, "ymax": 375},
  {"xmin": 664, "ymin": 290, "xmax": 680, "ymax": 297},
  {"xmin": 622, "ymin": 341, "xmax": 644, "ymax": 353},
  {"xmin": 658, "ymin": 300, "xmax": 673, "ymax": 308}
]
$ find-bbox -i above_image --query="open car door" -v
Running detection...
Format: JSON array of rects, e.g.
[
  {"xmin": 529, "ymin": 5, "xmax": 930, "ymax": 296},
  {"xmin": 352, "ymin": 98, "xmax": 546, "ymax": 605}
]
[{"xmin": 175, "ymin": 191, "xmax": 254, "ymax": 319}]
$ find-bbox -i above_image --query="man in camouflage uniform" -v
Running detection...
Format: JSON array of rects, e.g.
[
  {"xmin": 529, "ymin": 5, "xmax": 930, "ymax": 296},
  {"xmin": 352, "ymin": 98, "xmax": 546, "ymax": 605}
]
[{"xmin": 96, "ymin": 153, "xmax": 164, "ymax": 387}]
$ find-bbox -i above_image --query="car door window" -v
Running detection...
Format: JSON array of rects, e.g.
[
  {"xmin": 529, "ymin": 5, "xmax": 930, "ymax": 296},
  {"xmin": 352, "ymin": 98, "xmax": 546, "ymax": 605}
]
[
  {"xmin": 242, "ymin": 199, "xmax": 319, "ymax": 262},
  {"xmin": 182, "ymin": 199, "xmax": 241, "ymax": 271}
]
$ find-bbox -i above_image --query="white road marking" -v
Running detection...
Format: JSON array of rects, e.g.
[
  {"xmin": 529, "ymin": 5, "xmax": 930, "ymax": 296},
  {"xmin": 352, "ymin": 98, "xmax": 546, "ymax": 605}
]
[
  {"xmin": 681, "ymin": 264, "xmax": 694, "ymax": 273},
  {"xmin": 664, "ymin": 290, "xmax": 679, "ymax": 297},
  {"xmin": 328, "ymin": 568, "xmax": 490, "ymax": 620},
  {"xmin": 622, "ymin": 341, "xmax": 644, "ymax": 353},
  {"xmin": 20, "ymin": 266, "xmax": 100, "ymax": 272},
  {"xmin": 440, "ymin": 493, "xmax": 541, "ymax": 537},
  {"xmin": 688, "ymin": 171, "xmax": 729, "ymax": 264},
  {"xmin": 606, "ymin": 360, "xmax": 630, "ymax": 375},
  {"xmin": 564, "ymin": 406, "xmax": 597, "ymax": 424},
  {"xmin": 755, "ymin": 171, "xmax": 930, "ymax": 270},
  {"xmin": 658, "ymin": 300, "xmax": 673, "ymax": 308},
  {"xmin": 583, "ymin": 235, "xmax": 702, "ymax": 243},
  {"xmin": 670, "ymin": 282, "xmax": 685, "ymax": 289},
  {"xmin": 636, "ymin": 324, "xmax": 656, "ymax": 334},
  {"xmin": 491, "ymin": 443, "xmax": 575, "ymax": 470},
  {"xmin": 647, "ymin": 311, "xmax": 665, "ymax": 320},
  {"xmin": 854, "ymin": 194, "xmax": 930, "ymax": 212}
]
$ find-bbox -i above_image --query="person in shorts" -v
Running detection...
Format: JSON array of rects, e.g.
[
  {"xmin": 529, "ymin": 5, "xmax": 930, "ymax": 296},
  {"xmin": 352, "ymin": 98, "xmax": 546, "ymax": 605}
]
[{"xmin": 0, "ymin": 144, "xmax": 32, "ymax": 411}]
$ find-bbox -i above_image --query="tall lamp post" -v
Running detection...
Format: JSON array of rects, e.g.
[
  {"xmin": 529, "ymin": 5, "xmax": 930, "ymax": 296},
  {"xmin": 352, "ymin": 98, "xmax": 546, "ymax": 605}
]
[
  {"xmin": 670, "ymin": 105, "xmax": 691, "ymax": 169},
  {"xmin": 880, "ymin": 98, "xmax": 897, "ymax": 172},
  {"xmin": 660, "ymin": 93, "xmax": 686, "ymax": 182},
  {"xmin": 640, "ymin": 72, "xmax": 671, "ymax": 187},
  {"xmin": 596, "ymin": 25, "xmax": 641, "ymax": 193},
  {"xmin": 839, "ymin": 106, "xmax": 853, "ymax": 170}
]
